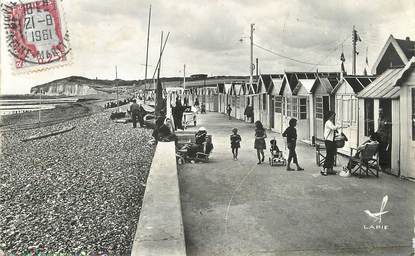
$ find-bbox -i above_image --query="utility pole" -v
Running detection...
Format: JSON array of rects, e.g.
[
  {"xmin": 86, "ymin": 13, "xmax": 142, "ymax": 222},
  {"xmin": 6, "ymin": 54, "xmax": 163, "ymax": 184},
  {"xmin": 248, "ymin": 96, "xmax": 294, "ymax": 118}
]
[
  {"xmin": 115, "ymin": 65, "xmax": 119, "ymax": 112},
  {"xmin": 183, "ymin": 64, "xmax": 186, "ymax": 90},
  {"xmin": 250, "ymin": 23, "xmax": 255, "ymax": 88},
  {"xmin": 143, "ymin": 5, "xmax": 151, "ymax": 104},
  {"xmin": 352, "ymin": 26, "xmax": 357, "ymax": 75},
  {"xmin": 38, "ymin": 88, "xmax": 42, "ymax": 125},
  {"xmin": 256, "ymin": 57, "xmax": 259, "ymax": 78},
  {"xmin": 155, "ymin": 31, "xmax": 164, "ymax": 115}
]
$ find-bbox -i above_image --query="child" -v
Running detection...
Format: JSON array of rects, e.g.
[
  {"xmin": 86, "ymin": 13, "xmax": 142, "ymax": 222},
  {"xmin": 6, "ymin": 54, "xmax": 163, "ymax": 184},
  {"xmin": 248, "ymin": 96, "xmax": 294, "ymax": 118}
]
[
  {"xmin": 226, "ymin": 104, "xmax": 232, "ymax": 120},
  {"xmin": 230, "ymin": 128, "xmax": 242, "ymax": 160},
  {"xmin": 254, "ymin": 121, "xmax": 267, "ymax": 164},
  {"xmin": 282, "ymin": 118, "xmax": 304, "ymax": 171}
]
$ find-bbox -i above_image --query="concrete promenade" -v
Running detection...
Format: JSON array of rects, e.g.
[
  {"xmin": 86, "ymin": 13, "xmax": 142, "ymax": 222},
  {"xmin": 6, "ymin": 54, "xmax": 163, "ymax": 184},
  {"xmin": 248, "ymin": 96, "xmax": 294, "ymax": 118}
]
[{"xmin": 178, "ymin": 112, "xmax": 415, "ymax": 256}]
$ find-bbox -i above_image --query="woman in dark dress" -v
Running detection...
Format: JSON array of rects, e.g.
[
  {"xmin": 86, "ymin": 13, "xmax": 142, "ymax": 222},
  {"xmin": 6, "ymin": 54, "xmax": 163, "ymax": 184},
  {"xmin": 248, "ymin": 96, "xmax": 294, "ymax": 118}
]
[
  {"xmin": 254, "ymin": 121, "xmax": 267, "ymax": 164},
  {"xmin": 282, "ymin": 118, "xmax": 304, "ymax": 171}
]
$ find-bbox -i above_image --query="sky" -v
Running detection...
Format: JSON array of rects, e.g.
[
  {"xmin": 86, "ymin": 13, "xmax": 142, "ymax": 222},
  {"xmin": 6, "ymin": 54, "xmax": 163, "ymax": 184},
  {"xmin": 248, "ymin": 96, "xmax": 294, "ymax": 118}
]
[{"xmin": 1, "ymin": 0, "xmax": 415, "ymax": 94}]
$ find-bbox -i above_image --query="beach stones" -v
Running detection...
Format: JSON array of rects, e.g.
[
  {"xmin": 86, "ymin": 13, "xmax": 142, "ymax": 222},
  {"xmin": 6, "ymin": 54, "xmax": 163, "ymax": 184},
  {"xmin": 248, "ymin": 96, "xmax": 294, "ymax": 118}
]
[{"xmin": 0, "ymin": 111, "xmax": 155, "ymax": 255}]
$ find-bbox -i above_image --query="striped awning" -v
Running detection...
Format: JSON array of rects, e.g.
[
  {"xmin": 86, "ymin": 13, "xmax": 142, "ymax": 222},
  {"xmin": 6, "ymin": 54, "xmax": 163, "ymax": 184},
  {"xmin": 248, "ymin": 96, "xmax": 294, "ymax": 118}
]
[{"xmin": 357, "ymin": 68, "xmax": 402, "ymax": 99}]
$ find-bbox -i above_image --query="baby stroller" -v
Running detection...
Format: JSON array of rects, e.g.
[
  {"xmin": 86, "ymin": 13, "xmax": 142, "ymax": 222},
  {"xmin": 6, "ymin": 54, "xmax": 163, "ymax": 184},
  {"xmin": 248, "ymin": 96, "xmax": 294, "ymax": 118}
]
[{"xmin": 269, "ymin": 138, "xmax": 286, "ymax": 166}]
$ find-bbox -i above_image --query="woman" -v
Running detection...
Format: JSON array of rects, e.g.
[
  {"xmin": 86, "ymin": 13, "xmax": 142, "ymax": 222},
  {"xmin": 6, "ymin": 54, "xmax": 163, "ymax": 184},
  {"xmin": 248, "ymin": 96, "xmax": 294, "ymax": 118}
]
[
  {"xmin": 282, "ymin": 118, "xmax": 304, "ymax": 171},
  {"xmin": 157, "ymin": 118, "xmax": 177, "ymax": 143},
  {"xmin": 254, "ymin": 120, "xmax": 267, "ymax": 164},
  {"xmin": 322, "ymin": 111, "xmax": 340, "ymax": 176},
  {"xmin": 343, "ymin": 132, "xmax": 381, "ymax": 173}
]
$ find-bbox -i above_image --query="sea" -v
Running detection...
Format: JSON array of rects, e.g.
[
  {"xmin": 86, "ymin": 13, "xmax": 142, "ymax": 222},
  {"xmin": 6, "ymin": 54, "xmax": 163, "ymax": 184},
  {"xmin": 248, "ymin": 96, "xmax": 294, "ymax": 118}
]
[{"xmin": 0, "ymin": 96, "xmax": 78, "ymax": 116}]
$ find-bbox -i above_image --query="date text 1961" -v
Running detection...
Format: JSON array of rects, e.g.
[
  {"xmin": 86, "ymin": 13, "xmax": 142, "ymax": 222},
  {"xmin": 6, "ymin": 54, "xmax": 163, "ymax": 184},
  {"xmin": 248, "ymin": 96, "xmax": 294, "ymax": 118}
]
[{"xmin": 1, "ymin": 0, "xmax": 71, "ymax": 69}]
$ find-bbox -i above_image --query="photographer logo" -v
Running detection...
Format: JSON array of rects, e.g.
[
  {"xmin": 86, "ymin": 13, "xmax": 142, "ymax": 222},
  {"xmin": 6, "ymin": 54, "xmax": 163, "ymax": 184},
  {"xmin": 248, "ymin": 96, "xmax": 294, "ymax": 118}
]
[{"xmin": 363, "ymin": 195, "xmax": 390, "ymax": 230}]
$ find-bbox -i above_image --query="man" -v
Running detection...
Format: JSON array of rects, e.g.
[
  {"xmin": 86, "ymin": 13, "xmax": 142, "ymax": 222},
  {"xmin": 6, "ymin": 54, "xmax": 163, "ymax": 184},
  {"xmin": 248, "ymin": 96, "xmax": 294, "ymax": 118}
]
[
  {"xmin": 130, "ymin": 99, "xmax": 140, "ymax": 128},
  {"xmin": 138, "ymin": 103, "xmax": 145, "ymax": 127}
]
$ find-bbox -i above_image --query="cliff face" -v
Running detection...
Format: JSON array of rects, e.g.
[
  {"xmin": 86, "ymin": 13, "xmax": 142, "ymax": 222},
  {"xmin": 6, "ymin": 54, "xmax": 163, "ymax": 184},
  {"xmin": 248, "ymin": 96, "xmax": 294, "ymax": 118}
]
[
  {"xmin": 31, "ymin": 83, "xmax": 100, "ymax": 96},
  {"xmin": 30, "ymin": 76, "xmax": 127, "ymax": 96}
]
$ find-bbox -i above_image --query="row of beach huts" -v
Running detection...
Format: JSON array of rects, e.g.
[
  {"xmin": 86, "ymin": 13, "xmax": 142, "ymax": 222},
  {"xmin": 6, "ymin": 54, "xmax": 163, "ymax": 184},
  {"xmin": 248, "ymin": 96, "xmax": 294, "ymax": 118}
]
[{"xmin": 166, "ymin": 35, "xmax": 415, "ymax": 179}]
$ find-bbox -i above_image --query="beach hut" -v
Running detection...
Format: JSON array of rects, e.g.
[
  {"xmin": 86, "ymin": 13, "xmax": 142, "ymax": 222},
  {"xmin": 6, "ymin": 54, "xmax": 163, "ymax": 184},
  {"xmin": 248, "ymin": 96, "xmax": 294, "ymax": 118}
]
[
  {"xmin": 358, "ymin": 57, "xmax": 415, "ymax": 177},
  {"xmin": 291, "ymin": 75, "xmax": 320, "ymax": 142},
  {"xmin": 205, "ymin": 86, "xmax": 218, "ymax": 112},
  {"xmin": 372, "ymin": 35, "xmax": 415, "ymax": 75},
  {"xmin": 244, "ymin": 83, "xmax": 257, "ymax": 123},
  {"xmin": 217, "ymin": 83, "xmax": 225, "ymax": 113},
  {"xmin": 331, "ymin": 75, "xmax": 377, "ymax": 154},
  {"xmin": 270, "ymin": 75, "xmax": 285, "ymax": 133},
  {"xmin": 236, "ymin": 83, "xmax": 247, "ymax": 120},
  {"xmin": 310, "ymin": 75, "xmax": 340, "ymax": 142},
  {"xmin": 254, "ymin": 75, "xmax": 272, "ymax": 129},
  {"xmin": 397, "ymin": 58, "xmax": 415, "ymax": 179},
  {"xmin": 280, "ymin": 72, "xmax": 318, "ymax": 137}
]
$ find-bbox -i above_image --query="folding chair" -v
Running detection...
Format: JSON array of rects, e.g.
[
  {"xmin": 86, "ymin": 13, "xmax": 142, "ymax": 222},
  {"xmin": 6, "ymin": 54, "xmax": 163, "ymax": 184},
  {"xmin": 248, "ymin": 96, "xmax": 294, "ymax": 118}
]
[
  {"xmin": 315, "ymin": 143, "xmax": 337, "ymax": 166},
  {"xmin": 349, "ymin": 143, "xmax": 379, "ymax": 178}
]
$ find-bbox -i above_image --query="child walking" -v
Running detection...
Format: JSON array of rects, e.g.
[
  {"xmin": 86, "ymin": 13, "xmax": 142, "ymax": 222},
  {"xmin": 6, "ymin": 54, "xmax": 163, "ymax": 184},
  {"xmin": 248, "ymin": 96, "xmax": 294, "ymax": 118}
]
[
  {"xmin": 226, "ymin": 104, "xmax": 232, "ymax": 120},
  {"xmin": 230, "ymin": 128, "xmax": 241, "ymax": 160},
  {"xmin": 282, "ymin": 118, "xmax": 304, "ymax": 171}
]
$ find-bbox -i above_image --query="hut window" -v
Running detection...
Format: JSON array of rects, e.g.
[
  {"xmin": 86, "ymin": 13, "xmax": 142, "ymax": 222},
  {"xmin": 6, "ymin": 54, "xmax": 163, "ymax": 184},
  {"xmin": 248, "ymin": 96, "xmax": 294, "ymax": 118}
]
[
  {"xmin": 316, "ymin": 97, "xmax": 323, "ymax": 119},
  {"xmin": 263, "ymin": 94, "xmax": 267, "ymax": 109},
  {"xmin": 364, "ymin": 99, "xmax": 375, "ymax": 136},
  {"xmin": 351, "ymin": 98, "xmax": 357, "ymax": 123},
  {"xmin": 412, "ymin": 88, "xmax": 415, "ymax": 140},
  {"xmin": 292, "ymin": 98, "xmax": 298, "ymax": 118},
  {"xmin": 287, "ymin": 98, "xmax": 292, "ymax": 117},
  {"xmin": 275, "ymin": 96, "xmax": 282, "ymax": 113},
  {"xmin": 336, "ymin": 98, "xmax": 342, "ymax": 122},
  {"xmin": 342, "ymin": 98, "xmax": 349, "ymax": 123},
  {"xmin": 299, "ymin": 98, "xmax": 307, "ymax": 119}
]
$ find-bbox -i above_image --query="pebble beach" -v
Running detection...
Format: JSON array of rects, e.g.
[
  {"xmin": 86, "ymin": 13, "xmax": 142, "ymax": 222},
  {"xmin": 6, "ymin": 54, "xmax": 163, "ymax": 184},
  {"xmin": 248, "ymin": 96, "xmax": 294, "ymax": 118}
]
[{"xmin": 0, "ymin": 108, "xmax": 155, "ymax": 255}]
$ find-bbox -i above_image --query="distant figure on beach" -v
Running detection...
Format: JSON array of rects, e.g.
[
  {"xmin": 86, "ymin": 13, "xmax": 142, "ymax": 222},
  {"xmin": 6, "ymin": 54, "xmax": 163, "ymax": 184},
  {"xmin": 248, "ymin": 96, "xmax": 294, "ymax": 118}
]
[
  {"xmin": 226, "ymin": 104, "xmax": 232, "ymax": 120},
  {"xmin": 152, "ymin": 110, "xmax": 166, "ymax": 140},
  {"xmin": 282, "ymin": 118, "xmax": 304, "ymax": 171},
  {"xmin": 244, "ymin": 105, "xmax": 254, "ymax": 123},
  {"xmin": 130, "ymin": 99, "xmax": 140, "ymax": 128},
  {"xmin": 194, "ymin": 98, "xmax": 200, "ymax": 113},
  {"xmin": 230, "ymin": 128, "xmax": 241, "ymax": 160},
  {"xmin": 173, "ymin": 98, "xmax": 184, "ymax": 130},
  {"xmin": 138, "ymin": 103, "xmax": 145, "ymax": 127},
  {"xmin": 254, "ymin": 120, "xmax": 267, "ymax": 164},
  {"xmin": 157, "ymin": 118, "xmax": 177, "ymax": 143}
]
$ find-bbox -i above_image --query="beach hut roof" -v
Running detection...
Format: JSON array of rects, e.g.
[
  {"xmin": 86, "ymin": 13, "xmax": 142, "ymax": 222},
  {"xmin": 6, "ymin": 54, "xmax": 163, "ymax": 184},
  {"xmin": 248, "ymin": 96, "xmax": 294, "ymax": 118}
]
[
  {"xmin": 282, "ymin": 72, "xmax": 319, "ymax": 94},
  {"xmin": 271, "ymin": 77, "xmax": 284, "ymax": 95},
  {"xmin": 224, "ymin": 83, "xmax": 233, "ymax": 94},
  {"xmin": 310, "ymin": 76, "xmax": 340, "ymax": 94},
  {"xmin": 358, "ymin": 57, "xmax": 415, "ymax": 99},
  {"xmin": 296, "ymin": 79, "xmax": 315, "ymax": 94},
  {"xmin": 372, "ymin": 35, "xmax": 415, "ymax": 74},
  {"xmin": 233, "ymin": 83, "xmax": 242, "ymax": 96},
  {"xmin": 332, "ymin": 75, "xmax": 377, "ymax": 94}
]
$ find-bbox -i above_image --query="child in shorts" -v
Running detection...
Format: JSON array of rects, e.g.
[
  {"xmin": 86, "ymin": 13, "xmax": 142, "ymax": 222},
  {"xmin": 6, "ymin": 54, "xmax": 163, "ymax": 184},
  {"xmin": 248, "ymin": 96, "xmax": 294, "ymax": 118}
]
[{"xmin": 230, "ymin": 128, "xmax": 241, "ymax": 160}]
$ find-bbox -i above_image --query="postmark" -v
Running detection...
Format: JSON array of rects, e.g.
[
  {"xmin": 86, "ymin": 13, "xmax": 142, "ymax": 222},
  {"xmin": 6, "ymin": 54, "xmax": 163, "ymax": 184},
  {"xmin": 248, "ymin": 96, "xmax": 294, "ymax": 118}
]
[{"xmin": 1, "ymin": 0, "xmax": 71, "ymax": 73}]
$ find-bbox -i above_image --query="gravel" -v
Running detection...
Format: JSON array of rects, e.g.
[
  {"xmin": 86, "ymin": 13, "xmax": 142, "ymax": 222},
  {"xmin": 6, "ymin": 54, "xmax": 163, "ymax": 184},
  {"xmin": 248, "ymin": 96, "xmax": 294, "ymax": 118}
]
[{"xmin": 0, "ymin": 109, "xmax": 155, "ymax": 255}]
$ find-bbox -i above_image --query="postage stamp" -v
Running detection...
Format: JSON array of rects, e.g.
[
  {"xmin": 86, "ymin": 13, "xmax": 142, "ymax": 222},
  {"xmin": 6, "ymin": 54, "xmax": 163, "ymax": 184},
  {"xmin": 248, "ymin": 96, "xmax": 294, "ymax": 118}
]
[{"xmin": 1, "ymin": 0, "xmax": 71, "ymax": 73}]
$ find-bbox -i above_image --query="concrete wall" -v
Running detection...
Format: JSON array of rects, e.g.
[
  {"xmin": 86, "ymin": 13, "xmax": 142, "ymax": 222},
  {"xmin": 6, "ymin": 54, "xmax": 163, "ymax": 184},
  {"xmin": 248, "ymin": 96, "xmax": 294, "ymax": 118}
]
[{"xmin": 131, "ymin": 142, "xmax": 186, "ymax": 256}]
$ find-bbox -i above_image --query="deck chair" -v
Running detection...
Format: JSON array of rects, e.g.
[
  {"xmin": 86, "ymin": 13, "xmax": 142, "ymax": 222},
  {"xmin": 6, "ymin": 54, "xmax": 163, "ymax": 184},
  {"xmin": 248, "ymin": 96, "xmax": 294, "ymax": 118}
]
[
  {"xmin": 349, "ymin": 143, "xmax": 379, "ymax": 178},
  {"xmin": 315, "ymin": 143, "xmax": 337, "ymax": 166}
]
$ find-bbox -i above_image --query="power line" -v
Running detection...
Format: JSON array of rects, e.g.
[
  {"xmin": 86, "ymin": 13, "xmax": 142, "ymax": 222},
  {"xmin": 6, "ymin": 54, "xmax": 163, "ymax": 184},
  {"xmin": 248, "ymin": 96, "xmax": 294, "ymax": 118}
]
[{"xmin": 252, "ymin": 42, "xmax": 339, "ymax": 66}]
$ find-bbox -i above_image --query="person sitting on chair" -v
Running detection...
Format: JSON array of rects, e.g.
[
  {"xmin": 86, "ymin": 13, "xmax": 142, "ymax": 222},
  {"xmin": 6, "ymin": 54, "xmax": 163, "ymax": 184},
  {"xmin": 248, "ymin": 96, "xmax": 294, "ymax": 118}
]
[
  {"xmin": 344, "ymin": 132, "xmax": 381, "ymax": 172},
  {"xmin": 181, "ymin": 127, "xmax": 209, "ymax": 159},
  {"xmin": 157, "ymin": 118, "xmax": 177, "ymax": 143}
]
